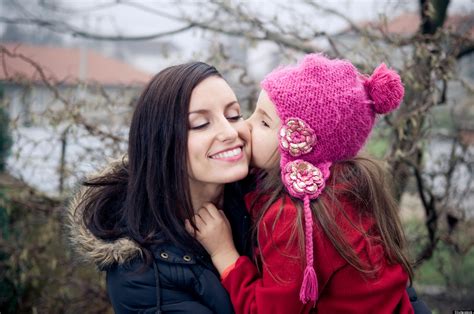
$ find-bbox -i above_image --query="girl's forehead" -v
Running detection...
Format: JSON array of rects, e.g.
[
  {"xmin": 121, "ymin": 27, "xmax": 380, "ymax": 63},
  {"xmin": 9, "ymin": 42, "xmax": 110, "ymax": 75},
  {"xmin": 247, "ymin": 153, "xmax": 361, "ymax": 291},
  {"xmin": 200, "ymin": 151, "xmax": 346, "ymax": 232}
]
[{"xmin": 257, "ymin": 90, "xmax": 279, "ymax": 120}]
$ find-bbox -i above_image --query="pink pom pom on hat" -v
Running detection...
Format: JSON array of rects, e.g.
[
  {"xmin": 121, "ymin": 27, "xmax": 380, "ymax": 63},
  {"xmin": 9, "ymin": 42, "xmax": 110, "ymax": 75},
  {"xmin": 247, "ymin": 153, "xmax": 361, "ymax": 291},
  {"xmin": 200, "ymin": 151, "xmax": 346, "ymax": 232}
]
[
  {"xmin": 260, "ymin": 53, "xmax": 404, "ymax": 305},
  {"xmin": 364, "ymin": 63, "xmax": 405, "ymax": 114}
]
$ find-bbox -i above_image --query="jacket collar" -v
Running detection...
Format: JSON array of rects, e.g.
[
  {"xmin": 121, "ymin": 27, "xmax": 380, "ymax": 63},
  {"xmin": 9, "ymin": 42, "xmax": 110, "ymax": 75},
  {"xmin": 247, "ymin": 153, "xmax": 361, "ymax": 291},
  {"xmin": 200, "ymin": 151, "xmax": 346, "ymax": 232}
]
[
  {"xmin": 67, "ymin": 159, "xmax": 217, "ymax": 271},
  {"xmin": 66, "ymin": 159, "xmax": 142, "ymax": 269}
]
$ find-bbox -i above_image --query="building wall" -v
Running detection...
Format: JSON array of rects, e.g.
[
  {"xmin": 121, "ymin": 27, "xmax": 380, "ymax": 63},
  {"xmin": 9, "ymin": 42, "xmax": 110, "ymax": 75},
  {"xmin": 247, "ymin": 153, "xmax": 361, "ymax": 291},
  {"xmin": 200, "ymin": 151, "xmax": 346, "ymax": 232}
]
[{"xmin": 3, "ymin": 82, "xmax": 141, "ymax": 127}]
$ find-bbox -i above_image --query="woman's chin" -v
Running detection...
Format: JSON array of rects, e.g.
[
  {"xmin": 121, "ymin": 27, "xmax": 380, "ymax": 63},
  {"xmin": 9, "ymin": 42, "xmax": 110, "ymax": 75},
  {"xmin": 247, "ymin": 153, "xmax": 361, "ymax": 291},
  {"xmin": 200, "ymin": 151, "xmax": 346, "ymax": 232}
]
[
  {"xmin": 223, "ymin": 168, "xmax": 249, "ymax": 183},
  {"xmin": 212, "ymin": 167, "xmax": 249, "ymax": 184}
]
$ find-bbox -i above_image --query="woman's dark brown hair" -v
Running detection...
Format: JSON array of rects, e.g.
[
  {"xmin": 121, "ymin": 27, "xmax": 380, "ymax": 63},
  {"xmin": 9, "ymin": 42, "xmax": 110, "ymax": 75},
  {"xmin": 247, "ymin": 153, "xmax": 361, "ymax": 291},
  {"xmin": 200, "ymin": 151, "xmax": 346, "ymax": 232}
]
[
  {"xmin": 79, "ymin": 62, "xmax": 221, "ymax": 264},
  {"xmin": 250, "ymin": 154, "xmax": 413, "ymax": 282}
]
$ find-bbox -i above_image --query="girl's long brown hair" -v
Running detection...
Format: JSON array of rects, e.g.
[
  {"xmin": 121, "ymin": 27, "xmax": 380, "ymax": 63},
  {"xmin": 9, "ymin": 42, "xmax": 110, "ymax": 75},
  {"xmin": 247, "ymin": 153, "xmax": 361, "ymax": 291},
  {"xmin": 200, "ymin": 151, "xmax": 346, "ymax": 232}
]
[{"xmin": 249, "ymin": 154, "xmax": 413, "ymax": 282}]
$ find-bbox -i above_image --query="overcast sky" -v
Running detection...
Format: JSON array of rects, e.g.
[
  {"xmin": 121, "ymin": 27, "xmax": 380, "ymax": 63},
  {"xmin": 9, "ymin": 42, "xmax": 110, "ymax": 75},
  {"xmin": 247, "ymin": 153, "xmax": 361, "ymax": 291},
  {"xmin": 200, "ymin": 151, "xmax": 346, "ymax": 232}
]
[
  {"xmin": 4, "ymin": 0, "xmax": 473, "ymax": 42},
  {"xmin": 59, "ymin": 0, "xmax": 473, "ymax": 34},
  {"xmin": 1, "ymin": 0, "xmax": 472, "ymax": 73}
]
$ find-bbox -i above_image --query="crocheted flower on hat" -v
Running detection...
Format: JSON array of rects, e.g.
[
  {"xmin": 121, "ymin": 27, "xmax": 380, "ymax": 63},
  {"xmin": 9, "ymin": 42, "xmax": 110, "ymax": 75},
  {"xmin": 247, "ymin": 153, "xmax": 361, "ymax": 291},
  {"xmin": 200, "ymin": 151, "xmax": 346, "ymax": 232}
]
[
  {"xmin": 279, "ymin": 118, "xmax": 316, "ymax": 157},
  {"xmin": 283, "ymin": 160, "xmax": 324, "ymax": 198}
]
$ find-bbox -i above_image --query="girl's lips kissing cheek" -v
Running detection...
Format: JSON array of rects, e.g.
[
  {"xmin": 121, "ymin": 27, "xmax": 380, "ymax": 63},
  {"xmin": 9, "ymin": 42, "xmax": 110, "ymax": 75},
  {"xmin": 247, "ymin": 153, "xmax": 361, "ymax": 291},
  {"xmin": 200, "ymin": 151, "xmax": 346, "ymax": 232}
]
[{"xmin": 209, "ymin": 146, "xmax": 244, "ymax": 162}]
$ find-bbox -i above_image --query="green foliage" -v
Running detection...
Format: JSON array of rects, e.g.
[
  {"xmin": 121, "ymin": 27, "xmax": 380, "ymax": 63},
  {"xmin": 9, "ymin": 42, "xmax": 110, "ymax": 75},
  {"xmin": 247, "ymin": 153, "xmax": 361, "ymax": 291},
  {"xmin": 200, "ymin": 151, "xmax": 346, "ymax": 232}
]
[
  {"xmin": 365, "ymin": 136, "xmax": 389, "ymax": 159},
  {"xmin": 404, "ymin": 218, "xmax": 474, "ymax": 289},
  {"xmin": 0, "ymin": 84, "xmax": 12, "ymax": 172},
  {"xmin": 429, "ymin": 106, "xmax": 456, "ymax": 132},
  {"xmin": 365, "ymin": 124, "xmax": 390, "ymax": 158},
  {"xmin": 0, "ymin": 178, "xmax": 112, "ymax": 313},
  {"xmin": 402, "ymin": 217, "xmax": 474, "ymax": 313},
  {"xmin": 0, "ymin": 189, "xmax": 17, "ymax": 313}
]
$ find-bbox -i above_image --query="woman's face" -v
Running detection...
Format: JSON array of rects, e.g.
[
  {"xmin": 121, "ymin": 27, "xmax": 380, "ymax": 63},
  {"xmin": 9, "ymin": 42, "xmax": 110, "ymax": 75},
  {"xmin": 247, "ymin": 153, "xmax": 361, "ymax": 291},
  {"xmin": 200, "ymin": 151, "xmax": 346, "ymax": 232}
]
[
  {"xmin": 245, "ymin": 90, "xmax": 281, "ymax": 170},
  {"xmin": 187, "ymin": 76, "xmax": 251, "ymax": 186}
]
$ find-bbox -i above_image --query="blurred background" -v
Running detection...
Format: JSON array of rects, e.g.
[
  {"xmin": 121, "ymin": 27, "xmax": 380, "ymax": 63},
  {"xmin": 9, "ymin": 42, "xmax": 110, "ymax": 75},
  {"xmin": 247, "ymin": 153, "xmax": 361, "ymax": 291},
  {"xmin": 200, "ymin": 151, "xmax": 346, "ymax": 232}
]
[{"xmin": 0, "ymin": 0, "xmax": 473, "ymax": 312}]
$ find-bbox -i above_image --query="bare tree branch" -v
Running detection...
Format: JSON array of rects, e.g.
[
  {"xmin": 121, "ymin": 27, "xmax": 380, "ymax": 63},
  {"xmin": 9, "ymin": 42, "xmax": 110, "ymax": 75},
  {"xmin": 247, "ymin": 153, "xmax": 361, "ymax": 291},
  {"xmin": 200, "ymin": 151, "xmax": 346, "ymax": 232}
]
[{"xmin": 0, "ymin": 16, "xmax": 195, "ymax": 41}]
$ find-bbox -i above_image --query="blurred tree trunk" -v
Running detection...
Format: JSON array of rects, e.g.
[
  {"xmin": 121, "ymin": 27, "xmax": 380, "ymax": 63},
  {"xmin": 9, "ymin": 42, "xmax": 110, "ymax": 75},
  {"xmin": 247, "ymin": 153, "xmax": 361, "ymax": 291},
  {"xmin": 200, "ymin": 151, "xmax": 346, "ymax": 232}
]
[
  {"xmin": 392, "ymin": 0, "xmax": 450, "ymax": 198},
  {"xmin": 421, "ymin": 0, "xmax": 450, "ymax": 34},
  {"xmin": 390, "ymin": 0, "xmax": 451, "ymax": 264}
]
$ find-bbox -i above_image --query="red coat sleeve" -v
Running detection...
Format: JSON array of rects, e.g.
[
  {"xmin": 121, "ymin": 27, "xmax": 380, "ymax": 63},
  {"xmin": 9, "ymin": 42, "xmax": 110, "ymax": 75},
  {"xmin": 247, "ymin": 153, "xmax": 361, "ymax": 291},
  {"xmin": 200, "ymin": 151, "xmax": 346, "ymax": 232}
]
[{"xmin": 222, "ymin": 196, "xmax": 311, "ymax": 314}]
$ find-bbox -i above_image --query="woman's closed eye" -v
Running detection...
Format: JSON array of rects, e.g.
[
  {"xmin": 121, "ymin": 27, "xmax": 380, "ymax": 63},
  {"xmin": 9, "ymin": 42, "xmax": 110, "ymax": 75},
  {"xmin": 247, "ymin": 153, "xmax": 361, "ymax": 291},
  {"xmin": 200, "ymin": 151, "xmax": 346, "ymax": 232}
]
[
  {"xmin": 190, "ymin": 122, "xmax": 210, "ymax": 130},
  {"xmin": 227, "ymin": 114, "xmax": 243, "ymax": 122},
  {"xmin": 261, "ymin": 120, "xmax": 270, "ymax": 127},
  {"xmin": 189, "ymin": 115, "xmax": 241, "ymax": 130}
]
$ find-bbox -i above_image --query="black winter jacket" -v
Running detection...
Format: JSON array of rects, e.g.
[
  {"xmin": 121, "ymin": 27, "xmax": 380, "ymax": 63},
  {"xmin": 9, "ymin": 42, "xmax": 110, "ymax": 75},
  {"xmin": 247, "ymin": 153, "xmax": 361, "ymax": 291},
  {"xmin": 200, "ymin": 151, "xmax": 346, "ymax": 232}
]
[{"xmin": 106, "ymin": 243, "xmax": 233, "ymax": 314}]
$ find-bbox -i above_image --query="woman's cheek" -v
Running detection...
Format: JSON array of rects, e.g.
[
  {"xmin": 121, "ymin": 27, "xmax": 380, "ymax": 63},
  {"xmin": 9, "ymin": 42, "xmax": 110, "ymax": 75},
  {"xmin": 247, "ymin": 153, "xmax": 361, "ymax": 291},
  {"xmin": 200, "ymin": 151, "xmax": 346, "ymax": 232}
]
[{"xmin": 240, "ymin": 121, "xmax": 252, "ymax": 143}]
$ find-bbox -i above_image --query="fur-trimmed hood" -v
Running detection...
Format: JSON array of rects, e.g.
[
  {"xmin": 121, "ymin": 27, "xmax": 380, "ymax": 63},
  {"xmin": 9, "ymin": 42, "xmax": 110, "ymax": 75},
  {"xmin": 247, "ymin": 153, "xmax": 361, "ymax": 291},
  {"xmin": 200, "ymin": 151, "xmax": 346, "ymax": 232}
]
[{"xmin": 66, "ymin": 159, "xmax": 142, "ymax": 269}]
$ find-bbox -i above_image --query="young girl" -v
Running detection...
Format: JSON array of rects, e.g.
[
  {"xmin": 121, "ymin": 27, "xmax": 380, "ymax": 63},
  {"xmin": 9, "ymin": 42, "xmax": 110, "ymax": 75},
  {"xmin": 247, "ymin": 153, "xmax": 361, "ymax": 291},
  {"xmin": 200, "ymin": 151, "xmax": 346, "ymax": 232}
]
[{"xmin": 187, "ymin": 54, "xmax": 414, "ymax": 313}]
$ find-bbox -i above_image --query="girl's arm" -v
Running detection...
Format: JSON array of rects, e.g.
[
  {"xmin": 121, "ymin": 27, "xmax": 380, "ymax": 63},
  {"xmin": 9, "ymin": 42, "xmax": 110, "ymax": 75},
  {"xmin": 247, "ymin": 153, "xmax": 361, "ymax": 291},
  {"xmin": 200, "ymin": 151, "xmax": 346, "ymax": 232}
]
[{"xmin": 188, "ymin": 200, "xmax": 309, "ymax": 314}]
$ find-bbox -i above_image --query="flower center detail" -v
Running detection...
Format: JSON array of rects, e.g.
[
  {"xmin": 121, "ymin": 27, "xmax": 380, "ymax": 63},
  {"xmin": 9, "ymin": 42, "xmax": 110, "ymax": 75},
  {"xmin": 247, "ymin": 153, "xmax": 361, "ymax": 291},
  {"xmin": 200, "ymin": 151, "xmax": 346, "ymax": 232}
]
[
  {"xmin": 282, "ymin": 160, "xmax": 324, "ymax": 197},
  {"xmin": 279, "ymin": 118, "xmax": 316, "ymax": 157}
]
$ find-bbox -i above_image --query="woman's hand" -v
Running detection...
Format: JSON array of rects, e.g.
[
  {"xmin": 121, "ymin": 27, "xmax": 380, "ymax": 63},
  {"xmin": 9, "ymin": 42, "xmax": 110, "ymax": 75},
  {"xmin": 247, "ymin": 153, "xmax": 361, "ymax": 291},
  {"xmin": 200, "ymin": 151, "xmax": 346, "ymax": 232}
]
[{"xmin": 185, "ymin": 203, "xmax": 240, "ymax": 275}]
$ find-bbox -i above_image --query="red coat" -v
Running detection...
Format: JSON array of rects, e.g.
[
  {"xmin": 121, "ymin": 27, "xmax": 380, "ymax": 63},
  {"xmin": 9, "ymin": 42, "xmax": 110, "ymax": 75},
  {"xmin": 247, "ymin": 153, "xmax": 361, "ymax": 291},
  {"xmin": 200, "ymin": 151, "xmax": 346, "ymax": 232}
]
[{"xmin": 222, "ymin": 192, "xmax": 413, "ymax": 314}]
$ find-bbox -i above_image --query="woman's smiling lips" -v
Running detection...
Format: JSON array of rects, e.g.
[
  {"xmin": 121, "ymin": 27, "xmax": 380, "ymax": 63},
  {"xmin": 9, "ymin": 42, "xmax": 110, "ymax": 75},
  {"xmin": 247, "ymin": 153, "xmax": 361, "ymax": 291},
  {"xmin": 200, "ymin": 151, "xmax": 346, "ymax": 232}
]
[{"xmin": 209, "ymin": 146, "xmax": 244, "ymax": 162}]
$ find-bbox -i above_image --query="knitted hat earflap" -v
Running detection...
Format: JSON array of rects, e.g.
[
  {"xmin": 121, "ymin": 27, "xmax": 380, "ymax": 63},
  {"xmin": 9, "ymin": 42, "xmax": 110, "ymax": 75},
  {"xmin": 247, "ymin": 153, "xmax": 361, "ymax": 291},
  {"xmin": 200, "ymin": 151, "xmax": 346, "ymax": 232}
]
[{"xmin": 280, "ymin": 117, "xmax": 331, "ymax": 304}]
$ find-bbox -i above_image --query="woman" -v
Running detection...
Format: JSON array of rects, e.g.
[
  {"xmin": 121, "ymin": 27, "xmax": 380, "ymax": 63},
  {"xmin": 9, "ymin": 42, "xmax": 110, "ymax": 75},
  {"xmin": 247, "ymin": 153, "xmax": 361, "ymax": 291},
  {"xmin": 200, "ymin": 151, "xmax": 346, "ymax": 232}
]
[{"xmin": 68, "ymin": 62, "xmax": 252, "ymax": 313}]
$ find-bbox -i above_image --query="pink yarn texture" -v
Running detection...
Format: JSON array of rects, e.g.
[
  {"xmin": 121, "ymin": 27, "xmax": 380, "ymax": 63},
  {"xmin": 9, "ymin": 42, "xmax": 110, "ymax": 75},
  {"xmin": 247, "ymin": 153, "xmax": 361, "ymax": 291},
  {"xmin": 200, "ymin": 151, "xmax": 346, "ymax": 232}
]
[
  {"xmin": 364, "ymin": 63, "xmax": 405, "ymax": 114},
  {"xmin": 299, "ymin": 195, "xmax": 318, "ymax": 304},
  {"xmin": 260, "ymin": 53, "xmax": 404, "ymax": 304}
]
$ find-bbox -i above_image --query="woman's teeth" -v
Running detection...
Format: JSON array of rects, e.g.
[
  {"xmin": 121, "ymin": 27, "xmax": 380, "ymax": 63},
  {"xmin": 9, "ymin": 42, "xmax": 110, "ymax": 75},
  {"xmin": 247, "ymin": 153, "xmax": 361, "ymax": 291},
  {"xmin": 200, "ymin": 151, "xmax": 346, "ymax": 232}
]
[{"xmin": 211, "ymin": 147, "xmax": 242, "ymax": 159}]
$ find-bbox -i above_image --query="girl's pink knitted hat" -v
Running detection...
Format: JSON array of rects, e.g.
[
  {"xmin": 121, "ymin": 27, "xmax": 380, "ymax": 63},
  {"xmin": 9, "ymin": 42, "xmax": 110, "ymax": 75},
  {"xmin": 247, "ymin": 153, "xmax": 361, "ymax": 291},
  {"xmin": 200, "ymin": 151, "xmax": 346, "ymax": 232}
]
[{"xmin": 261, "ymin": 53, "xmax": 404, "ymax": 305}]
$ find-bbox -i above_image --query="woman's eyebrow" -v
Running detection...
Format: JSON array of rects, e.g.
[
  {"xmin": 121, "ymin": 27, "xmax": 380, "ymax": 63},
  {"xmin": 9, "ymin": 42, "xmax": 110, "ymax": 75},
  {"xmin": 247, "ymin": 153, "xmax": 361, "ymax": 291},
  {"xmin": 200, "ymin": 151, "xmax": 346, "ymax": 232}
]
[
  {"xmin": 188, "ymin": 101, "xmax": 238, "ymax": 115},
  {"xmin": 256, "ymin": 108, "xmax": 273, "ymax": 121},
  {"xmin": 224, "ymin": 100, "xmax": 238, "ymax": 109},
  {"xmin": 188, "ymin": 109, "xmax": 208, "ymax": 115}
]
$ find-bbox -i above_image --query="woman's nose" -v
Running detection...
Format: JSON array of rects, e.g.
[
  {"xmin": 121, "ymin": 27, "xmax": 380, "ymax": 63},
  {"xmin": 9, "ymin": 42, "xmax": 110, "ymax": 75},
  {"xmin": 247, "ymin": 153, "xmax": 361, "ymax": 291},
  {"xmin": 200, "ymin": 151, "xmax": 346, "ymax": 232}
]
[{"xmin": 216, "ymin": 119, "xmax": 238, "ymax": 142}]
